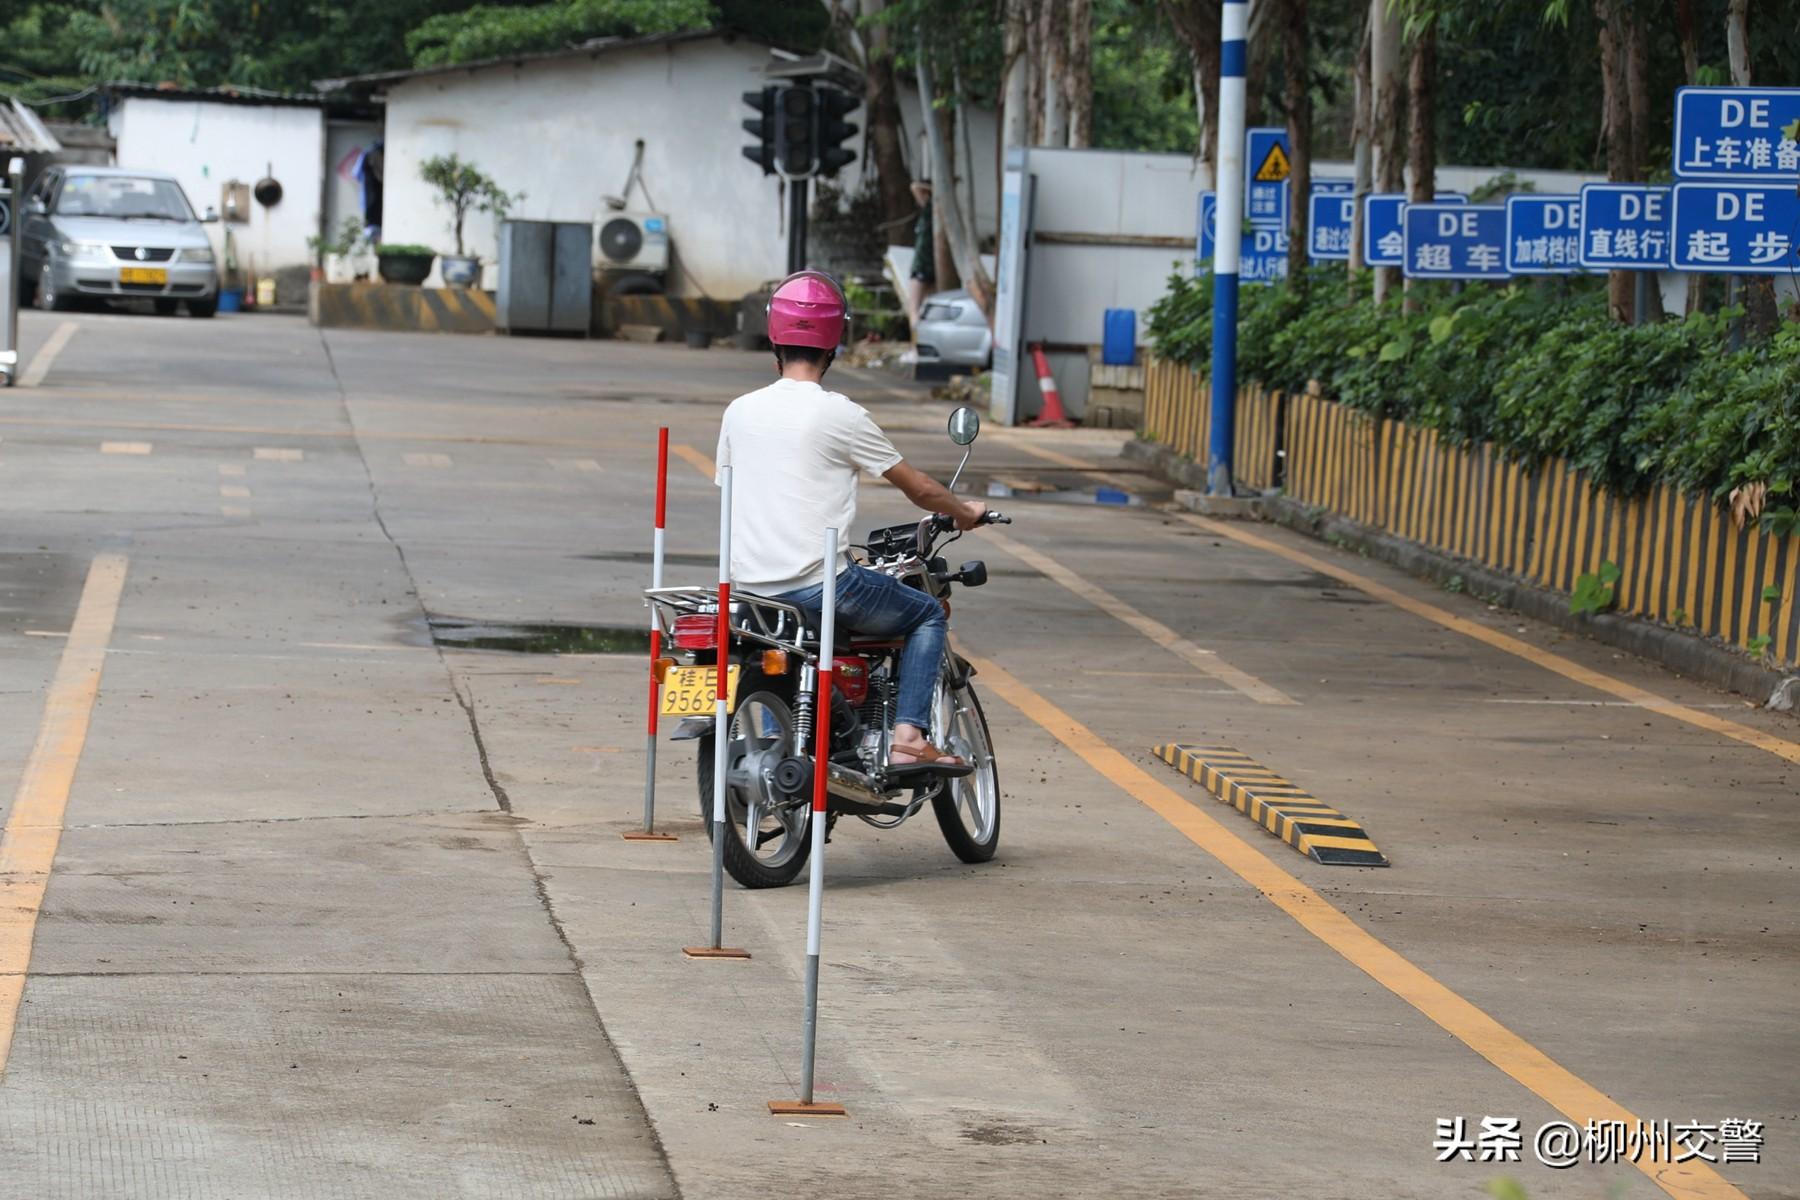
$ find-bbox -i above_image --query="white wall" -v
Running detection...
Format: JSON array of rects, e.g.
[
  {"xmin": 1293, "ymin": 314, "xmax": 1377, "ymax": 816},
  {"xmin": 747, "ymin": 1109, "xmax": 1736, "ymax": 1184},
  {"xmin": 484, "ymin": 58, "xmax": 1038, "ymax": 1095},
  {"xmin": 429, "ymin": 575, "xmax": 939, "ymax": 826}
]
[
  {"xmin": 110, "ymin": 97, "xmax": 325, "ymax": 275},
  {"xmin": 382, "ymin": 41, "xmax": 1001, "ymax": 294},
  {"xmin": 385, "ymin": 41, "xmax": 792, "ymax": 294}
]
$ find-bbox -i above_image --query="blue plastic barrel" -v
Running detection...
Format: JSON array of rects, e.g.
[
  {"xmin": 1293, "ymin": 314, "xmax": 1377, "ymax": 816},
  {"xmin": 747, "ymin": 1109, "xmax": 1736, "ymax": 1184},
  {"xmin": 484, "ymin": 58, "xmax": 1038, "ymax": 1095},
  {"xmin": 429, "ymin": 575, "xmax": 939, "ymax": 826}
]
[
  {"xmin": 1101, "ymin": 309, "xmax": 1136, "ymax": 366},
  {"xmin": 217, "ymin": 289, "xmax": 243, "ymax": 313}
]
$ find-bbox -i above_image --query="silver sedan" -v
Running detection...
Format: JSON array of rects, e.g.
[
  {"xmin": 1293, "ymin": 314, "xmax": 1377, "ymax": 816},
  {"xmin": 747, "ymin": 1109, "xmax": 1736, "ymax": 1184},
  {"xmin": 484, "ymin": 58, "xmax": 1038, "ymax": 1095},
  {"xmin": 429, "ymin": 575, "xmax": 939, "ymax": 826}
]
[
  {"xmin": 19, "ymin": 166, "xmax": 220, "ymax": 317},
  {"xmin": 914, "ymin": 288, "xmax": 992, "ymax": 369}
]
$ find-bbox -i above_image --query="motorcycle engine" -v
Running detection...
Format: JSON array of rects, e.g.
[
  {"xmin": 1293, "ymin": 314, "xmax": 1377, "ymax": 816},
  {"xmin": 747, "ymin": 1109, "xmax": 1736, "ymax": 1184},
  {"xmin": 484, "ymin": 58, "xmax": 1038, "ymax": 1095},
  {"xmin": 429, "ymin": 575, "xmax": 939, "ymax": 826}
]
[{"xmin": 855, "ymin": 669, "xmax": 896, "ymax": 767}]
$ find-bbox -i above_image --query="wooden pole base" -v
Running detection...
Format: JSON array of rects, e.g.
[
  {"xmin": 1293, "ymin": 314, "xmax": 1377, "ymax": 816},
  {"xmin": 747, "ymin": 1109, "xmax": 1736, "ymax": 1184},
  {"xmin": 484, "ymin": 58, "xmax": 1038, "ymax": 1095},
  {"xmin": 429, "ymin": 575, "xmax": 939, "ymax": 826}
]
[
  {"xmin": 682, "ymin": 946, "xmax": 751, "ymax": 960},
  {"xmin": 768, "ymin": 1100, "xmax": 847, "ymax": 1118},
  {"xmin": 621, "ymin": 831, "xmax": 679, "ymax": 842}
]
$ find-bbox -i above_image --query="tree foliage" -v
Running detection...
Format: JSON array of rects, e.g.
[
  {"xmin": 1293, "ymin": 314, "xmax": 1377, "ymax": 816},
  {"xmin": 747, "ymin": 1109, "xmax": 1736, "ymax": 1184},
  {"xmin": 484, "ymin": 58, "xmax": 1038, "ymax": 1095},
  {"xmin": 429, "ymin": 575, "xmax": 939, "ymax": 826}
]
[{"xmin": 1147, "ymin": 267, "xmax": 1799, "ymax": 505}]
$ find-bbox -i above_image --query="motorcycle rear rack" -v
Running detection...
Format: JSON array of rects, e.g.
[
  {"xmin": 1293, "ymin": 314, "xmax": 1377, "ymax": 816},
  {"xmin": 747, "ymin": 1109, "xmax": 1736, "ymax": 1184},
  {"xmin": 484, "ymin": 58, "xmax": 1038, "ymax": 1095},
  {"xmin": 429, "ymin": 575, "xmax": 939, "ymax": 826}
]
[{"xmin": 646, "ymin": 585, "xmax": 813, "ymax": 658}]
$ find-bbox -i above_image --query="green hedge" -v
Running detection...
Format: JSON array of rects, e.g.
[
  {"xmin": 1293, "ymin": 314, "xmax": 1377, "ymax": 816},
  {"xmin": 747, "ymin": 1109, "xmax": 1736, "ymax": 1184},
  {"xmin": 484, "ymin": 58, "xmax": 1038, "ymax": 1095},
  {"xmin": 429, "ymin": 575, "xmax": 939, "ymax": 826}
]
[{"xmin": 1146, "ymin": 268, "xmax": 1798, "ymax": 526}]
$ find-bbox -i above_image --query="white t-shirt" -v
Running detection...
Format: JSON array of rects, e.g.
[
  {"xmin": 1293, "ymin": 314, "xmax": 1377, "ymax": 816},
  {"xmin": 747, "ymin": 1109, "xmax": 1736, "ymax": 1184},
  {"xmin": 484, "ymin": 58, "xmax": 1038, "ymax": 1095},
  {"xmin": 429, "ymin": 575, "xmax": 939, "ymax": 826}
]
[{"xmin": 715, "ymin": 378, "xmax": 903, "ymax": 594}]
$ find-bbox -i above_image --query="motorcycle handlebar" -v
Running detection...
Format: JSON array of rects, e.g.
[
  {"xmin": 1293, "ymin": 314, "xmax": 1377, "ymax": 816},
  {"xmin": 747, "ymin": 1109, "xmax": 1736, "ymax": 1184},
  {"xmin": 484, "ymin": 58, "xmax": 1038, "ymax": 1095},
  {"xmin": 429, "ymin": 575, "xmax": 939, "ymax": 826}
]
[{"xmin": 929, "ymin": 509, "xmax": 1010, "ymax": 534}]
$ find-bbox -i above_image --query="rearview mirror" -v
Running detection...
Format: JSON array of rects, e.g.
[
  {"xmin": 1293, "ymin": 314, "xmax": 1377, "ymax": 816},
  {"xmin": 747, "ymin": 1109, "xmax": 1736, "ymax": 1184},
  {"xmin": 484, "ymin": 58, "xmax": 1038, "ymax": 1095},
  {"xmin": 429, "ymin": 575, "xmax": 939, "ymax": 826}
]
[{"xmin": 948, "ymin": 406, "xmax": 980, "ymax": 446}]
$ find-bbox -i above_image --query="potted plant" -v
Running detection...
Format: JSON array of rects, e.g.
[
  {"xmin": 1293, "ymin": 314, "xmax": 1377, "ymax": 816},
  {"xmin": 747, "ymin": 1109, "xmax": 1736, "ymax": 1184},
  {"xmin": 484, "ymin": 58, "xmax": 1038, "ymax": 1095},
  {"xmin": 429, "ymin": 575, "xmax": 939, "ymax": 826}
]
[
  {"xmin": 420, "ymin": 153, "xmax": 522, "ymax": 287},
  {"xmin": 375, "ymin": 243, "xmax": 437, "ymax": 285},
  {"xmin": 308, "ymin": 217, "xmax": 367, "ymax": 284}
]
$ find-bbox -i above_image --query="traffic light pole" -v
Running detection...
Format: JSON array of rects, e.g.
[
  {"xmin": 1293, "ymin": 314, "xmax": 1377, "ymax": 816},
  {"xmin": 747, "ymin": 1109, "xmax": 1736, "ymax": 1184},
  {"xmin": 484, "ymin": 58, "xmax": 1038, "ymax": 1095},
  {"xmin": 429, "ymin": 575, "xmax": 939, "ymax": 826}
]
[{"xmin": 787, "ymin": 176, "xmax": 809, "ymax": 275}]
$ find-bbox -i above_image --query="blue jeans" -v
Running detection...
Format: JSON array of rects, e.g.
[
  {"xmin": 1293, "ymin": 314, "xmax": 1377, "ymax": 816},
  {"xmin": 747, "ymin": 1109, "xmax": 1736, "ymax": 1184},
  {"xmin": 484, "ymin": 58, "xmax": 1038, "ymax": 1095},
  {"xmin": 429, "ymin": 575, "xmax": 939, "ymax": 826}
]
[{"xmin": 775, "ymin": 565, "xmax": 946, "ymax": 732}]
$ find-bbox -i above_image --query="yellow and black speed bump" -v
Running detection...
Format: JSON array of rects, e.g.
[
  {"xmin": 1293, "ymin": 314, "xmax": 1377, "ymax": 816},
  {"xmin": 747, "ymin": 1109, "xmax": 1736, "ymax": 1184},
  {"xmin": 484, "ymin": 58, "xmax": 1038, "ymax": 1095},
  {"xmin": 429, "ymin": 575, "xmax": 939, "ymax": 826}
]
[{"xmin": 1152, "ymin": 744, "xmax": 1389, "ymax": 867}]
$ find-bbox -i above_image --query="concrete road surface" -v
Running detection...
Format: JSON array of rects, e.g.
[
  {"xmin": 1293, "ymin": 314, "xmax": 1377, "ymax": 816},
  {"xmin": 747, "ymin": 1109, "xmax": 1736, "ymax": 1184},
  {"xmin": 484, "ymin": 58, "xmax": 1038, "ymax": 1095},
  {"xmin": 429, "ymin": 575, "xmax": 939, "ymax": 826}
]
[{"xmin": 0, "ymin": 309, "xmax": 1794, "ymax": 1200}]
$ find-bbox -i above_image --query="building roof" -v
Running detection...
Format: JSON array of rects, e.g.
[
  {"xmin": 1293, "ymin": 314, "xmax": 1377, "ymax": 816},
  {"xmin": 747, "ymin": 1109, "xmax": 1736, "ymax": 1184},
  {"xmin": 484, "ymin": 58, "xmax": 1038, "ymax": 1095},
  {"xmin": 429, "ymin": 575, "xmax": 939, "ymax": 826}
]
[
  {"xmin": 313, "ymin": 28, "xmax": 755, "ymax": 94},
  {"xmin": 103, "ymin": 81, "xmax": 331, "ymax": 108},
  {"xmin": 0, "ymin": 98, "xmax": 63, "ymax": 154}
]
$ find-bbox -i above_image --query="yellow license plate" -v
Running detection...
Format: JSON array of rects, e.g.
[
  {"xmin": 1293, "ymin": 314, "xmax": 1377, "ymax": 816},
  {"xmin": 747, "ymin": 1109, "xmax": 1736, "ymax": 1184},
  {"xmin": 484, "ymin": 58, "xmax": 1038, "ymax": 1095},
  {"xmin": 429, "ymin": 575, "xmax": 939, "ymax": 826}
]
[
  {"xmin": 119, "ymin": 267, "xmax": 168, "ymax": 285},
  {"xmin": 660, "ymin": 664, "xmax": 741, "ymax": 717}
]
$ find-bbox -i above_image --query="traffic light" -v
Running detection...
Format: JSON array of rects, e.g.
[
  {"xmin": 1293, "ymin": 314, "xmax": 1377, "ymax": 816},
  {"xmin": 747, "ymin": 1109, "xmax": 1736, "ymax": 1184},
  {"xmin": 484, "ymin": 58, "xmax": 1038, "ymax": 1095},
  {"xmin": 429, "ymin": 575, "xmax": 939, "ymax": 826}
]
[
  {"xmin": 741, "ymin": 86, "xmax": 777, "ymax": 175},
  {"xmin": 776, "ymin": 86, "xmax": 816, "ymax": 176},
  {"xmin": 815, "ymin": 87, "xmax": 860, "ymax": 177}
]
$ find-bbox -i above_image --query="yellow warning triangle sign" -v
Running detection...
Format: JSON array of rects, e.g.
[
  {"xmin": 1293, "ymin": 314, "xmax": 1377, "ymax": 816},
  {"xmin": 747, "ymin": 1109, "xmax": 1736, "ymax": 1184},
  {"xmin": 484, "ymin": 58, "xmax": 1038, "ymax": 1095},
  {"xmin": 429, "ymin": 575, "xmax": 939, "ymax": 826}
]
[{"xmin": 1254, "ymin": 142, "xmax": 1291, "ymax": 182}]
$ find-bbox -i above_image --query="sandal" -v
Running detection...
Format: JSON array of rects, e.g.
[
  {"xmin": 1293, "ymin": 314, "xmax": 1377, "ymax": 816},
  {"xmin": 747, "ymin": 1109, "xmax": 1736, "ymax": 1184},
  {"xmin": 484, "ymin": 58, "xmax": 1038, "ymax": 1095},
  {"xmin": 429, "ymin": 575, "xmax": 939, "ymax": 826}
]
[{"xmin": 889, "ymin": 740, "xmax": 966, "ymax": 768}]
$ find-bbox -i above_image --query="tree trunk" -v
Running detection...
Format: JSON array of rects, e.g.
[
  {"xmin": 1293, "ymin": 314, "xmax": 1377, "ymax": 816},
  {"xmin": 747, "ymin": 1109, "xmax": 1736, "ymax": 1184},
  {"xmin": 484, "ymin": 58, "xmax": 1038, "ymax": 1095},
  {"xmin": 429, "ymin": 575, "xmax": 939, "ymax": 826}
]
[
  {"xmin": 1066, "ymin": 0, "xmax": 1093, "ymax": 148},
  {"xmin": 1595, "ymin": 0, "xmax": 1635, "ymax": 323},
  {"xmin": 915, "ymin": 33, "xmax": 993, "ymax": 314},
  {"xmin": 1244, "ymin": 3, "xmax": 1268, "ymax": 128},
  {"xmin": 1723, "ymin": 0, "xmax": 1777, "ymax": 336},
  {"xmin": 1725, "ymin": 0, "xmax": 1748, "ymax": 84},
  {"xmin": 1282, "ymin": 0, "xmax": 1311, "ymax": 283},
  {"xmin": 1043, "ymin": 0, "xmax": 1069, "ymax": 146},
  {"xmin": 1674, "ymin": 0, "xmax": 1699, "ymax": 84},
  {"xmin": 1402, "ymin": 23, "xmax": 1435, "ymax": 312},
  {"xmin": 861, "ymin": 0, "xmax": 914, "ymax": 246},
  {"xmin": 1625, "ymin": 8, "xmax": 1663, "ymax": 319},
  {"xmin": 1026, "ymin": 0, "xmax": 1045, "ymax": 145},
  {"xmin": 1676, "ymin": 0, "xmax": 1703, "ymax": 314},
  {"xmin": 1002, "ymin": 0, "xmax": 1029, "ymax": 151},
  {"xmin": 1370, "ymin": 0, "xmax": 1403, "ymax": 302},
  {"xmin": 1161, "ymin": 0, "xmax": 1221, "ymax": 186},
  {"xmin": 933, "ymin": 103, "xmax": 961, "ymax": 292},
  {"xmin": 1350, "ymin": 8, "xmax": 1371, "ymax": 284}
]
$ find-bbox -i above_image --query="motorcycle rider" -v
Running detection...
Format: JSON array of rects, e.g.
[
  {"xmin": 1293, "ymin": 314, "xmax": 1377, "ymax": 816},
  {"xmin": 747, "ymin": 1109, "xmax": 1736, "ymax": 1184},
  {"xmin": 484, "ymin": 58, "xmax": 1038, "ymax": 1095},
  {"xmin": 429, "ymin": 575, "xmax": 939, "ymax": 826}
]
[{"xmin": 716, "ymin": 270, "xmax": 987, "ymax": 767}]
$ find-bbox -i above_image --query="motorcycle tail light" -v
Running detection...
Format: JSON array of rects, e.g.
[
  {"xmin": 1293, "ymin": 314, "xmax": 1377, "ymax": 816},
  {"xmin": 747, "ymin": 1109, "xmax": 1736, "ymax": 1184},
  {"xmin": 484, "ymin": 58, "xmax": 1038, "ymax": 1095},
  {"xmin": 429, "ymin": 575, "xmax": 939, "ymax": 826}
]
[
  {"xmin": 672, "ymin": 614, "xmax": 716, "ymax": 649},
  {"xmin": 831, "ymin": 656, "xmax": 870, "ymax": 705}
]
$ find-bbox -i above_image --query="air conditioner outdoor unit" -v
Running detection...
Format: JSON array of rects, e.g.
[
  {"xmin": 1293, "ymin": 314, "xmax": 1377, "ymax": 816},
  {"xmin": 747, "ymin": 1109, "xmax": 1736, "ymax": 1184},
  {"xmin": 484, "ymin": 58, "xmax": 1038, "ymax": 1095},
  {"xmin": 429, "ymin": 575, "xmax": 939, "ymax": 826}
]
[{"xmin": 595, "ymin": 212, "xmax": 670, "ymax": 273}]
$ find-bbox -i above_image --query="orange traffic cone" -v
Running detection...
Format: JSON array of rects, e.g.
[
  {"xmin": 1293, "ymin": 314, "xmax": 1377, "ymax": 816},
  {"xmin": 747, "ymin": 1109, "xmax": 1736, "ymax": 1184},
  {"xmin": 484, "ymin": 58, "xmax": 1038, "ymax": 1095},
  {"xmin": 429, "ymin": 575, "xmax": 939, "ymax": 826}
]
[{"xmin": 1026, "ymin": 343, "xmax": 1074, "ymax": 428}]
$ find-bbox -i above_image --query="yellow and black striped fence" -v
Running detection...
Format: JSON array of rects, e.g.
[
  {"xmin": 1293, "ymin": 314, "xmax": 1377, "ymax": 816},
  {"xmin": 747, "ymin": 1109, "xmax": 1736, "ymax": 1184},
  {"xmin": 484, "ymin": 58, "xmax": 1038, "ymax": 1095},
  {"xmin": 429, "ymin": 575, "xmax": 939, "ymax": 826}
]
[
  {"xmin": 310, "ymin": 282, "xmax": 497, "ymax": 334},
  {"xmin": 1142, "ymin": 360, "xmax": 1279, "ymax": 492},
  {"xmin": 1143, "ymin": 358, "xmax": 1800, "ymax": 669}
]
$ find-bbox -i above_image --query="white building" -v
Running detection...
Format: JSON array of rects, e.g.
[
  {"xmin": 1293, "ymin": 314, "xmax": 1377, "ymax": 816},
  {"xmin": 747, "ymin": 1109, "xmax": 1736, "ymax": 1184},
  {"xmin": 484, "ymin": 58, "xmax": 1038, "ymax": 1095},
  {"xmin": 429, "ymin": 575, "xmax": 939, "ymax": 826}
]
[
  {"xmin": 320, "ymin": 30, "xmax": 997, "ymax": 295},
  {"xmin": 105, "ymin": 85, "xmax": 380, "ymax": 300}
]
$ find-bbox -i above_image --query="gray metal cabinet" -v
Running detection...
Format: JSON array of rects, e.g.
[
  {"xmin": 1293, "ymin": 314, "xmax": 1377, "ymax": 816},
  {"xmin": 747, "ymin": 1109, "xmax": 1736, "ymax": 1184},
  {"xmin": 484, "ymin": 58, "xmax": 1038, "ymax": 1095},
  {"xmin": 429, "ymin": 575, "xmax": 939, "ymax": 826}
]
[{"xmin": 497, "ymin": 220, "xmax": 591, "ymax": 334}]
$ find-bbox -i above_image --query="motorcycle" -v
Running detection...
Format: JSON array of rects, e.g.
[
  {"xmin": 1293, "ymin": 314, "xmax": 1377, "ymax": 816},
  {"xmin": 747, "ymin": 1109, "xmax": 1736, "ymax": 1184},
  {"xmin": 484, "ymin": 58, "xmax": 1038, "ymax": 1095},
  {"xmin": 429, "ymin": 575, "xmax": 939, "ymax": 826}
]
[{"xmin": 647, "ymin": 406, "xmax": 1007, "ymax": 888}]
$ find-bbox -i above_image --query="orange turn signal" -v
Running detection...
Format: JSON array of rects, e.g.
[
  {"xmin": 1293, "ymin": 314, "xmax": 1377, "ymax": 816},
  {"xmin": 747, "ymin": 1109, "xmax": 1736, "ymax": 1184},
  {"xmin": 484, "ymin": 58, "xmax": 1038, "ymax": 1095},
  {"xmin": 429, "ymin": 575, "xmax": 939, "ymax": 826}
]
[
  {"xmin": 761, "ymin": 649, "xmax": 790, "ymax": 676},
  {"xmin": 652, "ymin": 656, "xmax": 674, "ymax": 683}
]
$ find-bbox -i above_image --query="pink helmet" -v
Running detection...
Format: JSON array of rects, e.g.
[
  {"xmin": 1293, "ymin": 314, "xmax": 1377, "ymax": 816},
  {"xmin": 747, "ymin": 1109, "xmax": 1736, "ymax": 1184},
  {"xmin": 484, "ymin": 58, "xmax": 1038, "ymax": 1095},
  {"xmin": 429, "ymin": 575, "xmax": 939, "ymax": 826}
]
[{"xmin": 767, "ymin": 270, "xmax": 846, "ymax": 349}]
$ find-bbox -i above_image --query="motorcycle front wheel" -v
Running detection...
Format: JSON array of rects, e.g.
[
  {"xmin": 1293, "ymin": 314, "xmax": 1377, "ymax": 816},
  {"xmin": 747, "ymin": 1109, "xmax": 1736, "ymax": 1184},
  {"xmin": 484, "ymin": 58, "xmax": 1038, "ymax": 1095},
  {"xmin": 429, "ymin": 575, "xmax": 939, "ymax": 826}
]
[
  {"xmin": 696, "ymin": 684, "xmax": 813, "ymax": 888},
  {"xmin": 930, "ymin": 680, "xmax": 1001, "ymax": 862}
]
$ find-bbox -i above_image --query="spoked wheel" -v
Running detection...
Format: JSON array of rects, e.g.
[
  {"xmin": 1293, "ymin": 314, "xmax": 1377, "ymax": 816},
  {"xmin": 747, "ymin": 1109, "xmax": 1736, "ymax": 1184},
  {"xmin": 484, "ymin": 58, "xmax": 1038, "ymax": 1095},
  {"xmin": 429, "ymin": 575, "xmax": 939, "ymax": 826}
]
[
  {"xmin": 697, "ymin": 686, "xmax": 812, "ymax": 888},
  {"xmin": 930, "ymin": 679, "xmax": 1001, "ymax": 862}
]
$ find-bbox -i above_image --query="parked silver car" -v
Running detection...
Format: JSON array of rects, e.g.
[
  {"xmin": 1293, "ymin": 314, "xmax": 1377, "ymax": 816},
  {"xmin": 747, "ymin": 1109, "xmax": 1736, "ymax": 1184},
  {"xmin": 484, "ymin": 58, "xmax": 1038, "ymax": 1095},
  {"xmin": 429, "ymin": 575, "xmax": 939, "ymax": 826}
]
[
  {"xmin": 19, "ymin": 166, "xmax": 220, "ymax": 317},
  {"xmin": 914, "ymin": 288, "xmax": 992, "ymax": 369}
]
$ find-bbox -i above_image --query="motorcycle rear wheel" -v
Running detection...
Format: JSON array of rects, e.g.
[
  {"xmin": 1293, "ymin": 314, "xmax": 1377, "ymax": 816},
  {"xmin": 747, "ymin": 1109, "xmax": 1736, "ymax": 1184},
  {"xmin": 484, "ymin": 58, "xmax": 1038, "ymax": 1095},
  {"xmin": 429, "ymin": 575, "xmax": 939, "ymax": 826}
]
[
  {"xmin": 697, "ymin": 683, "xmax": 812, "ymax": 888},
  {"xmin": 931, "ymin": 681, "xmax": 1001, "ymax": 862}
]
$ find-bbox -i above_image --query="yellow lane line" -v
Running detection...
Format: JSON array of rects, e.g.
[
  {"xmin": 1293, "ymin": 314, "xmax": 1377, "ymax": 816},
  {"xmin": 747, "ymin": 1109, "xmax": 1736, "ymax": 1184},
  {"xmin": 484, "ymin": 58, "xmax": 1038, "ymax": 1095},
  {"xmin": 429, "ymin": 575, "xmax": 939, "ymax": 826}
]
[
  {"xmin": 19, "ymin": 321, "xmax": 78, "ymax": 388},
  {"xmin": 962, "ymin": 645, "xmax": 1747, "ymax": 1200},
  {"xmin": 988, "ymin": 433, "xmax": 1141, "ymax": 492},
  {"xmin": 1176, "ymin": 513, "xmax": 1800, "ymax": 767},
  {"xmin": 671, "ymin": 443, "xmax": 716, "ymax": 480},
  {"xmin": 0, "ymin": 553, "xmax": 129, "ymax": 1078},
  {"xmin": 980, "ymin": 528, "xmax": 1296, "ymax": 706}
]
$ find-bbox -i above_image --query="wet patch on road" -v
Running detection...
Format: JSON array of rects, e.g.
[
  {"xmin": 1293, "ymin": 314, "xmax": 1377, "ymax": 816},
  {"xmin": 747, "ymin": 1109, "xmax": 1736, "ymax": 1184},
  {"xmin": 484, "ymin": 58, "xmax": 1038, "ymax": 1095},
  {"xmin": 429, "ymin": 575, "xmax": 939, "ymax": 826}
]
[{"xmin": 428, "ymin": 616, "xmax": 648, "ymax": 655}]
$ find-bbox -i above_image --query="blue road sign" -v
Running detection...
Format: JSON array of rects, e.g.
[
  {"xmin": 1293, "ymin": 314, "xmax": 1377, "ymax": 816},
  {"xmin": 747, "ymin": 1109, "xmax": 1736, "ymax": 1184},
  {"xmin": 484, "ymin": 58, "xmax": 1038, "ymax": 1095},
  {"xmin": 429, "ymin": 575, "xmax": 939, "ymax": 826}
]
[
  {"xmin": 1242, "ymin": 226, "xmax": 1289, "ymax": 286},
  {"xmin": 1577, "ymin": 184, "xmax": 1672, "ymax": 270},
  {"xmin": 1364, "ymin": 193, "xmax": 1467, "ymax": 267},
  {"xmin": 1673, "ymin": 87, "xmax": 1800, "ymax": 182},
  {"xmin": 1307, "ymin": 190, "xmax": 1357, "ymax": 261},
  {"xmin": 1196, "ymin": 190, "xmax": 1215, "ymax": 268},
  {"xmin": 1245, "ymin": 127, "xmax": 1290, "ymax": 228},
  {"xmin": 1504, "ymin": 195, "xmax": 1586, "ymax": 274},
  {"xmin": 1669, "ymin": 182, "xmax": 1800, "ymax": 274},
  {"xmin": 1402, "ymin": 204, "xmax": 1508, "ymax": 280}
]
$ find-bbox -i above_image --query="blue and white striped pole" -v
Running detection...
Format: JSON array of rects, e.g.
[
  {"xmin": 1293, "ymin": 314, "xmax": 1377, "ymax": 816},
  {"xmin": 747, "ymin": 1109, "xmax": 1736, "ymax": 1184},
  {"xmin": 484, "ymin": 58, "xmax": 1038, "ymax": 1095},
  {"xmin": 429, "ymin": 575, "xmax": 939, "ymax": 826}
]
[{"xmin": 1209, "ymin": 0, "xmax": 1249, "ymax": 496}]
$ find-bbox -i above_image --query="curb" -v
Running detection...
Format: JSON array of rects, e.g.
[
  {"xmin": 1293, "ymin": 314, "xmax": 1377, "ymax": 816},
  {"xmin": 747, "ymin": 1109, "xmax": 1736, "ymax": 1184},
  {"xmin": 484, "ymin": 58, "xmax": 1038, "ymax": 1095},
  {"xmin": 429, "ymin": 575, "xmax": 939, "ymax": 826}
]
[{"xmin": 1124, "ymin": 437, "xmax": 1799, "ymax": 712}]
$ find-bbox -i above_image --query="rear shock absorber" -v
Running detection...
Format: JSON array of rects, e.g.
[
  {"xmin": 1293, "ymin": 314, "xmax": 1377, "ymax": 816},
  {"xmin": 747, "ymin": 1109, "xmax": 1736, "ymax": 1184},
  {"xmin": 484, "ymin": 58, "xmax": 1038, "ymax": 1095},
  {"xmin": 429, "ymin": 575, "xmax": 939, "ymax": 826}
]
[{"xmin": 793, "ymin": 661, "xmax": 817, "ymax": 755}]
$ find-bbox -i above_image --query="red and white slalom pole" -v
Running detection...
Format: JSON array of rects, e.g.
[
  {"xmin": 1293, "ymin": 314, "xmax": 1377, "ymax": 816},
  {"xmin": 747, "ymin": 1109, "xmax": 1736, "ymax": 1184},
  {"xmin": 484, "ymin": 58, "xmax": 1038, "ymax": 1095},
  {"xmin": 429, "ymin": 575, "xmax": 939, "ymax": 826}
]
[
  {"xmin": 630, "ymin": 428, "xmax": 675, "ymax": 841},
  {"xmin": 685, "ymin": 464, "xmax": 748, "ymax": 959},
  {"xmin": 1027, "ymin": 342, "xmax": 1074, "ymax": 428},
  {"xmin": 771, "ymin": 525, "xmax": 845, "ymax": 1117}
]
